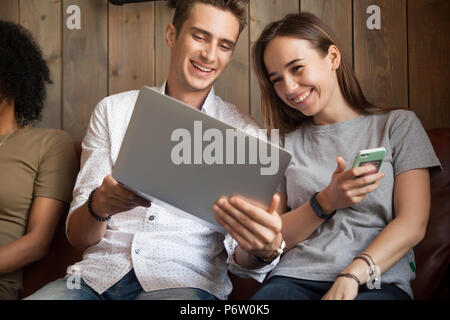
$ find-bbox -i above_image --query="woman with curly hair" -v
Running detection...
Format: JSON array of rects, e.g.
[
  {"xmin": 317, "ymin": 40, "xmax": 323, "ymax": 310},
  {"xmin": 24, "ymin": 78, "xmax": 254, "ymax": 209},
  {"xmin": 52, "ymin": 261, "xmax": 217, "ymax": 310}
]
[{"xmin": 0, "ymin": 21, "xmax": 78, "ymax": 300}]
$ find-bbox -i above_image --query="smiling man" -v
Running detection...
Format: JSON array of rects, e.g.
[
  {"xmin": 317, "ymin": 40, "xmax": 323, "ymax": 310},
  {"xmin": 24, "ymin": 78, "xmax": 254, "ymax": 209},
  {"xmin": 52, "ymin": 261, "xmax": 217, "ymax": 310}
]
[{"xmin": 24, "ymin": 0, "xmax": 282, "ymax": 301}]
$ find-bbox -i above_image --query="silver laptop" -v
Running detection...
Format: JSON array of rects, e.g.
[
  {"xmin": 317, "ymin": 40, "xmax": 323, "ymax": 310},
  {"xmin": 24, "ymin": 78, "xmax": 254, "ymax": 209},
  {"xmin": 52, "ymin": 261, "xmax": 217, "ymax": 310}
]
[{"xmin": 112, "ymin": 87, "xmax": 292, "ymax": 233}]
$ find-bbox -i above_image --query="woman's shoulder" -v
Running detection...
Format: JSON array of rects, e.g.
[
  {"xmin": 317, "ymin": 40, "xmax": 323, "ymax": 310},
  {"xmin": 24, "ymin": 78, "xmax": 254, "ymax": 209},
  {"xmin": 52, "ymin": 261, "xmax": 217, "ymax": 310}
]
[
  {"xmin": 363, "ymin": 108, "xmax": 416, "ymax": 122},
  {"xmin": 27, "ymin": 126, "xmax": 71, "ymax": 139},
  {"xmin": 282, "ymin": 127, "xmax": 303, "ymax": 150},
  {"xmin": 362, "ymin": 109, "xmax": 420, "ymax": 131},
  {"xmin": 23, "ymin": 126, "xmax": 73, "ymax": 148},
  {"xmin": 385, "ymin": 108, "xmax": 417, "ymax": 121},
  {"xmin": 381, "ymin": 109, "xmax": 424, "ymax": 134}
]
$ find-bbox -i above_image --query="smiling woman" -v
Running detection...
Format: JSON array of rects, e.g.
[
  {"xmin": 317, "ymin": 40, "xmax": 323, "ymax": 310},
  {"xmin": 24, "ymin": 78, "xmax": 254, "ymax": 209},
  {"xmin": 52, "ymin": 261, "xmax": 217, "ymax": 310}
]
[
  {"xmin": 252, "ymin": 13, "xmax": 390, "ymax": 136},
  {"xmin": 216, "ymin": 12, "xmax": 442, "ymax": 301}
]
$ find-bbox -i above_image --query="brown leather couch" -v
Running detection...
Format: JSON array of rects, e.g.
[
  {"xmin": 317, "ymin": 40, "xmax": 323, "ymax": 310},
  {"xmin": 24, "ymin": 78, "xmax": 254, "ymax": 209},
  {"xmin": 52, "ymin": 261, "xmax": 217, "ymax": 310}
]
[{"xmin": 20, "ymin": 129, "xmax": 450, "ymax": 300}]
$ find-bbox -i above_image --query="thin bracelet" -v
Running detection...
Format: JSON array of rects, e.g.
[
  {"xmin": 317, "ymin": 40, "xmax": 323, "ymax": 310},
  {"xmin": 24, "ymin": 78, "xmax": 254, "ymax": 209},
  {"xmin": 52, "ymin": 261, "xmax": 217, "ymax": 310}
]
[
  {"xmin": 361, "ymin": 252, "xmax": 376, "ymax": 267},
  {"xmin": 361, "ymin": 252, "xmax": 380, "ymax": 284},
  {"xmin": 336, "ymin": 273, "xmax": 361, "ymax": 286},
  {"xmin": 353, "ymin": 256, "xmax": 374, "ymax": 276}
]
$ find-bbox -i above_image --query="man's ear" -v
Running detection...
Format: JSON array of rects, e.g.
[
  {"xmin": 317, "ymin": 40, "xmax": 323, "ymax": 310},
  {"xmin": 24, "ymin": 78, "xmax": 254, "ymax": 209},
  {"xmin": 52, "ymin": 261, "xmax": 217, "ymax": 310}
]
[
  {"xmin": 328, "ymin": 45, "xmax": 341, "ymax": 71},
  {"xmin": 166, "ymin": 23, "xmax": 177, "ymax": 48}
]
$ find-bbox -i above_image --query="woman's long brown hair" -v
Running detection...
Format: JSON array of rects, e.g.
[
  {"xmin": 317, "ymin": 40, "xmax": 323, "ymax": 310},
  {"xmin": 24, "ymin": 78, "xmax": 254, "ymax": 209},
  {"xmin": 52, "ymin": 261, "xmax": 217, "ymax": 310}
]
[{"xmin": 252, "ymin": 13, "xmax": 390, "ymax": 137}]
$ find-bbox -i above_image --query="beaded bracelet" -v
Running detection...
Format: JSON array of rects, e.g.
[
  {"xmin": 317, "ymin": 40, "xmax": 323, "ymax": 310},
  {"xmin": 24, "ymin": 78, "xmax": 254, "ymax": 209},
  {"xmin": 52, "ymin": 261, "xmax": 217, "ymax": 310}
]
[
  {"xmin": 336, "ymin": 273, "xmax": 361, "ymax": 286},
  {"xmin": 88, "ymin": 188, "xmax": 112, "ymax": 222}
]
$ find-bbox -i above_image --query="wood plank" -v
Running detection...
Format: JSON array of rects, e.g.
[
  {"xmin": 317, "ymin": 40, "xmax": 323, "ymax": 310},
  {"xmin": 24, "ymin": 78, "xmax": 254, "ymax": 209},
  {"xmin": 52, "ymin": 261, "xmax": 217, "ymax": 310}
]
[
  {"xmin": 63, "ymin": 0, "xmax": 108, "ymax": 141},
  {"xmin": 408, "ymin": 0, "xmax": 450, "ymax": 129},
  {"xmin": 108, "ymin": 1, "xmax": 155, "ymax": 95},
  {"xmin": 249, "ymin": 0, "xmax": 299, "ymax": 126},
  {"xmin": 154, "ymin": 1, "xmax": 174, "ymax": 86},
  {"xmin": 215, "ymin": 7, "xmax": 250, "ymax": 115},
  {"xmin": 20, "ymin": 0, "xmax": 62, "ymax": 130},
  {"xmin": 301, "ymin": 0, "xmax": 353, "ymax": 68},
  {"xmin": 354, "ymin": 0, "xmax": 408, "ymax": 108},
  {"xmin": 0, "ymin": 0, "xmax": 19, "ymax": 23}
]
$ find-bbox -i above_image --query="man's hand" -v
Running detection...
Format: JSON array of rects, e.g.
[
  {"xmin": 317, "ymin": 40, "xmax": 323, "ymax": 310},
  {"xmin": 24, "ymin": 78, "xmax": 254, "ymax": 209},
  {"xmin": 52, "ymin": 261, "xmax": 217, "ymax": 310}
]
[{"xmin": 92, "ymin": 175, "xmax": 151, "ymax": 217}]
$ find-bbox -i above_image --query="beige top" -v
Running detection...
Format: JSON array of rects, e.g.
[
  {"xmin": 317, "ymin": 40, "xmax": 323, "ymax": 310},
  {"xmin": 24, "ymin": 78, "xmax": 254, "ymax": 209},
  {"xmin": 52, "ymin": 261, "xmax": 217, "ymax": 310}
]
[{"xmin": 0, "ymin": 126, "xmax": 78, "ymax": 299}]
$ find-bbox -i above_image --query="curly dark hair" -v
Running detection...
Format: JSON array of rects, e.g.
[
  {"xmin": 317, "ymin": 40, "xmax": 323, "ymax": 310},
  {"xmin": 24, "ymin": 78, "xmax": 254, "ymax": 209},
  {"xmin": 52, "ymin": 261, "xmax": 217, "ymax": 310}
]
[{"xmin": 0, "ymin": 21, "xmax": 51, "ymax": 126}]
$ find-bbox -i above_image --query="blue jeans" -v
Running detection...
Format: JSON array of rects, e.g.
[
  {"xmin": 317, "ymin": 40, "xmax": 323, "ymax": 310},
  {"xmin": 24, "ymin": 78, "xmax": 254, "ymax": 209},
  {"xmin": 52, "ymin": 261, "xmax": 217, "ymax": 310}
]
[
  {"xmin": 251, "ymin": 276, "xmax": 411, "ymax": 300},
  {"xmin": 23, "ymin": 269, "xmax": 217, "ymax": 300}
]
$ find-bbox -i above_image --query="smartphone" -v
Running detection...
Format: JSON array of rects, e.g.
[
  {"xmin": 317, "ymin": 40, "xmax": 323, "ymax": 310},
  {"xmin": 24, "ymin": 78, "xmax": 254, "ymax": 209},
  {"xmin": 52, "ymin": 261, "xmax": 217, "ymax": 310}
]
[{"xmin": 352, "ymin": 147, "xmax": 387, "ymax": 182}]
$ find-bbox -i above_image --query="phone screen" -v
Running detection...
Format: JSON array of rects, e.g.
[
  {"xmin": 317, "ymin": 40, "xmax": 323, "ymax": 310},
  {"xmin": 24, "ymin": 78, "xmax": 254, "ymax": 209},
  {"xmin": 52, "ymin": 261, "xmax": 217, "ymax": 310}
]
[{"xmin": 359, "ymin": 159, "xmax": 382, "ymax": 171}]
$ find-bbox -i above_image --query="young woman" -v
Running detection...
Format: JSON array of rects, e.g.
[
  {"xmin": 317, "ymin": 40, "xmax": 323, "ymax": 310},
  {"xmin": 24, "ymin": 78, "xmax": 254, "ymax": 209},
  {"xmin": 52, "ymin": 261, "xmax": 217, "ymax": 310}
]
[
  {"xmin": 0, "ymin": 21, "xmax": 78, "ymax": 299},
  {"xmin": 213, "ymin": 13, "xmax": 441, "ymax": 300}
]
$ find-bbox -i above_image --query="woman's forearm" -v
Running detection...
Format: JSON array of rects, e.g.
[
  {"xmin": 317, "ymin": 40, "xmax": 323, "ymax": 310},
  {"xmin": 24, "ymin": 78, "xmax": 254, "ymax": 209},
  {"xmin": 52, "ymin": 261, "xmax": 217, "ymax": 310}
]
[
  {"xmin": 0, "ymin": 233, "xmax": 48, "ymax": 274},
  {"xmin": 281, "ymin": 200, "xmax": 326, "ymax": 250},
  {"xmin": 343, "ymin": 213, "xmax": 427, "ymax": 285}
]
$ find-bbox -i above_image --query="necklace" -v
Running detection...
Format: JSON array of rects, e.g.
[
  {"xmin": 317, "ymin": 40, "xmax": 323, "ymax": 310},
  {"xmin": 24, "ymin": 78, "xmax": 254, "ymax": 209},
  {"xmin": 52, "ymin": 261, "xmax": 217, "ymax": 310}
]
[{"xmin": 0, "ymin": 127, "xmax": 19, "ymax": 148}]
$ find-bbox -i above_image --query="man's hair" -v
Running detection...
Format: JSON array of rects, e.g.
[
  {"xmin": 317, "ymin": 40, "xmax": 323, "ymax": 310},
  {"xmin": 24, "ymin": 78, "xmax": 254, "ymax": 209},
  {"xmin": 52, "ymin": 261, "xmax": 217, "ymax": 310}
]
[{"xmin": 168, "ymin": 0, "xmax": 249, "ymax": 36}]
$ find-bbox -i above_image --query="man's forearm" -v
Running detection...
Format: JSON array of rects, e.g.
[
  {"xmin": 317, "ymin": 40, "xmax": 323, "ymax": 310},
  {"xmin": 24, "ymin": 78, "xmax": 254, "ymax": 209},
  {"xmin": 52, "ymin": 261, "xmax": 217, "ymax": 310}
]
[{"xmin": 67, "ymin": 201, "xmax": 107, "ymax": 251}]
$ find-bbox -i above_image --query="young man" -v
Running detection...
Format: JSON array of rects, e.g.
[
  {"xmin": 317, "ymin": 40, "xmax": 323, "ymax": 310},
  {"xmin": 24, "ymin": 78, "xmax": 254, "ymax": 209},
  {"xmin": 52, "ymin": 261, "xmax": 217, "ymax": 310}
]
[{"xmin": 25, "ymin": 0, "xmax": 283, "ymax": 300}]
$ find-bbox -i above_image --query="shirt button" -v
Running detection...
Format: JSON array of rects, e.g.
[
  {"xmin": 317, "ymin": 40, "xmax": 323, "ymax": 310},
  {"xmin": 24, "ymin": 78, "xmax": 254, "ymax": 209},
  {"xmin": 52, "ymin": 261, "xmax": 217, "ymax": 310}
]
[
  {"xmin": 149, "ymin": 215, "xmax": 155, "ymax": 221},
  {"xmin": 135, "ymin": 248, "xmax": 141, "ymax": 254}
]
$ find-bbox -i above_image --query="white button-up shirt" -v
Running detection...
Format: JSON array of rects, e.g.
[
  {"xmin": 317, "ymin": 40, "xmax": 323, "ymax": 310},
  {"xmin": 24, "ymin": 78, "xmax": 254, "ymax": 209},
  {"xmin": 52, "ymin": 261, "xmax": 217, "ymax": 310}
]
[{"xmin": 66, "ymin": 84, "xmax": 274, "ymax": 300}]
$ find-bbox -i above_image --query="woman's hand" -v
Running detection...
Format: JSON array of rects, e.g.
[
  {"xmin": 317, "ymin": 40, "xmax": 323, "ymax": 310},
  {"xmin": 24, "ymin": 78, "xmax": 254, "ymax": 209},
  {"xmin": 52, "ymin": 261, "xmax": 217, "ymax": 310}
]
[
  {"xmin": 317, "ymin": 157, "xmax": 385, "ymax": 213},
  {"xmin": 213, "ymin": 194, "xmax": 283, "ymax": 259},
  {"xmin": 321, "ymin": 276, "xmax": 359, "ymax": 300}
]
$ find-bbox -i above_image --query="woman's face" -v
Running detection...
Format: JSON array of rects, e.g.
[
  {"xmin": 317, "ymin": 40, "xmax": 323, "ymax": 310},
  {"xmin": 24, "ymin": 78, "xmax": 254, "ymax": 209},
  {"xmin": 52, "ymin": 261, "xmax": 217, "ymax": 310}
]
[{"xmin": 263, "ymin": 36, "xmax": 339, "ymax": 117}]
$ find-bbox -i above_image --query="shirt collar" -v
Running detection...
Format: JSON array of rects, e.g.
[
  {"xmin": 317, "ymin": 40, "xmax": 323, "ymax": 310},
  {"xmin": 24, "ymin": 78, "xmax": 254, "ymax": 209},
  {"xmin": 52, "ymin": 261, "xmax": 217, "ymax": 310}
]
[{"xmin": 158, "ymin": 81, "xmax": 216, "ymax": 114}]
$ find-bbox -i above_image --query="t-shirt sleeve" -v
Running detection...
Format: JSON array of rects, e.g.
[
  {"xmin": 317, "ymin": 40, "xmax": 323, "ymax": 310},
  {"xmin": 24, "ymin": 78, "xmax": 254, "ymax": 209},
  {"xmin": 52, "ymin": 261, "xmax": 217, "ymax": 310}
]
[
  {"xmin": 276, "ymin": 175, "xmax": 287, "ymax": 196},
  {"xmin": 34, "ymin": 131, "xmax": 78, "ymax": 204},
  {"xmin": 389, "ymin": 110, "xmax": 442, "ymax": 178}
]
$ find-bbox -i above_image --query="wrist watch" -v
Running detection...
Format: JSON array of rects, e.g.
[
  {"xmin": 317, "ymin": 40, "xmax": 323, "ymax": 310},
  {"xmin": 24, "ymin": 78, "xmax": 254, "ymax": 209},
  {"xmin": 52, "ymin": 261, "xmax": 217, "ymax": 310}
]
[
  {"xmin": 255, "ymin": 239, "xmax": 286, "ymax": 264},
  {"xmin": 310, "ymin": 192, "xmax": 336, "ymax": 220}
]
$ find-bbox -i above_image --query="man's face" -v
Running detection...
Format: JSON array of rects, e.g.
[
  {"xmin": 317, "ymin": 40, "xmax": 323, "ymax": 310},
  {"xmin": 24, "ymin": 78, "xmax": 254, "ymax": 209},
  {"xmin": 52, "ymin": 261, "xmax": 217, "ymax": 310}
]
[{"xmin": 166, "ymin": 3, "xmax": 240, "ymax": 94}]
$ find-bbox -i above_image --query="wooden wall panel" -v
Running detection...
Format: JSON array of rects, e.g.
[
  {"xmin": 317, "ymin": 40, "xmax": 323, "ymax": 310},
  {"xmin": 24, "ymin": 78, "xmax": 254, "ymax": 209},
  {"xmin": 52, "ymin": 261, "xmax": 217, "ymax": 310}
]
[
  {"xmin": 109, "ymin": 2, "xmax": 155, "ymax": 95},
  {"xmin": 0, "ymin": 0, "xmax": 19, "ymax": 23},
  {"xmin": 20, "ymin": 0, "xmax": 62, "ymax": 130},
  {"xmin": 154, "ymin": 2, "xmax": 174, "ymax": 87},
  {"xmin": 354, "ymin": 0, "xmax": 408, "ymax": 109},
  {"xmin": 215, "ymin": 8, "xmax": 250, "ymax": 115},
  {"xmin": 301, "ymin": 0, "xmax": 353, "ymax": 67},
  {"xmin": 62, "ymin": 0, "xmax": 108, "ymax": 141},
  {"xmin": 408, "ymin": 0, "xmax": 450, "ymax": 129},
  {"xmin": 249, "ymin": 0, "xmax": 299, "ymax": 126},
  {"xmin": 1, "ymin": 0, "xmax": 449, "ymax": 133}
]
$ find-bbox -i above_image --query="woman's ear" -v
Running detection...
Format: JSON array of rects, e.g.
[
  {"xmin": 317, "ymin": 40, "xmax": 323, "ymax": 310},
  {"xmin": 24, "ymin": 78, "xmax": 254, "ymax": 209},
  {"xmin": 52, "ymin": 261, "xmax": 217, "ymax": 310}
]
[
  {"xmin": 328, "ymin": 45, "xmax": 341, "ymax": 71},
  {"xmin": 166, "ymin": 23, "xmax": 177, "ymax": 48}
]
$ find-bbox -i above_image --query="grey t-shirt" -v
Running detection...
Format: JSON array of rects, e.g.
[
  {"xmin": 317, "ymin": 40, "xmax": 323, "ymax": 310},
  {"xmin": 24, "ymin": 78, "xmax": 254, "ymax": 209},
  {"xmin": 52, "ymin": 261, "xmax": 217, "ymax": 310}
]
[{"xmin": 273, "ymin": 110, "xmax": 441, "ymax": 298}]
